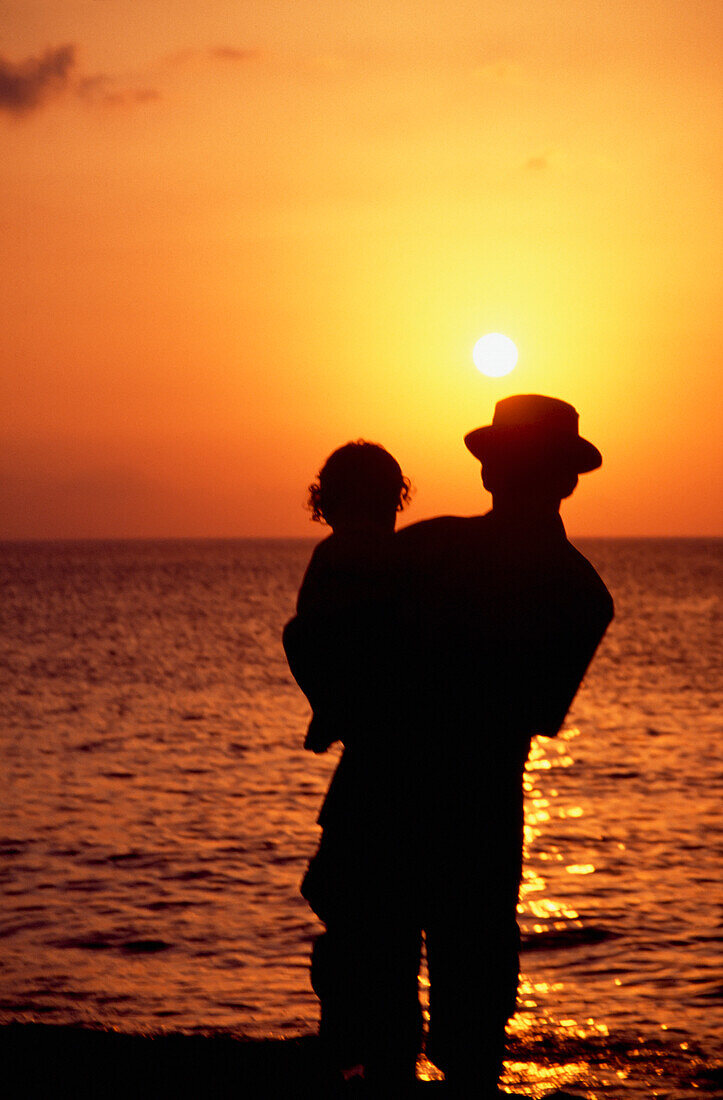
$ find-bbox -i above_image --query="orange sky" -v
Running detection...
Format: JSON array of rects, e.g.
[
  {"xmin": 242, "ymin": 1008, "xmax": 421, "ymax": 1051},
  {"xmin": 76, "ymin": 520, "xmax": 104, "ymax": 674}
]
[{"xmin": 2, "ymin": 0, "xmax": 722, "ymax": 538}]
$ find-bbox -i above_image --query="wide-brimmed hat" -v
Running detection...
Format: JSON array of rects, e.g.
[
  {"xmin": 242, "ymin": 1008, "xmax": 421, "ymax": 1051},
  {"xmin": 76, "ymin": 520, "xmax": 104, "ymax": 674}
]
[{"xmin": 464, "ymin": 394, "xmax": 602, "ymax": 473}]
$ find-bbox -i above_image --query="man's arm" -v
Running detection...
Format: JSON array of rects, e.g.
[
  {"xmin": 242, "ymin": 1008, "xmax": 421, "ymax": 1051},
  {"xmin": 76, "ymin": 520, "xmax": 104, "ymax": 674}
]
[{"xmin": 514, "ymin": 563, "xmax": 614, "ymax": 738}]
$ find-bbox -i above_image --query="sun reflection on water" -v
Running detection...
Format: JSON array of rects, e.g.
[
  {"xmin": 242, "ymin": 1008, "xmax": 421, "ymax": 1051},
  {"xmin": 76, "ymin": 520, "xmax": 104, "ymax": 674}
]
[
  {"xmin": 501, "ymin": 1059, "xmax": 591, "ymax": 1098},
  {"xmin": 519, "ymin": 728, "xmax": 588, "ymax": 932},
  {"xmin": 411, "ymin": 729, "xmax": 615, "ymax": 1093},
  {"xmin": 415, "ymin": 728, "xmax": 634, "ymax": 1094},
  {"xmin": 500, "ymin": 728, "xmax": 614, "ymax": 1094},
  {"xmin": 422, "ymin": 727, "xmax": 612, "ymax": 1095}
]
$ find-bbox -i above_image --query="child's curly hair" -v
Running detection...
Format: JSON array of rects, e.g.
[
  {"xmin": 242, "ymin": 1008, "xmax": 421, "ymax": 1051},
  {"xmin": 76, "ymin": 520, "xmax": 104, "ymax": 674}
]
[{"xmin": 307, "ymin": 440, "xmax": 413, "ymax": 525}]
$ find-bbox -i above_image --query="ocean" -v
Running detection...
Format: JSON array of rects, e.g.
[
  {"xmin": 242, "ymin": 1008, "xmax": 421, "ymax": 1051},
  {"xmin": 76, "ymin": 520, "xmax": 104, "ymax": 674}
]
[{"xmin": 1, "ymin": 536, "xmax": 720, "ymax": 1098}]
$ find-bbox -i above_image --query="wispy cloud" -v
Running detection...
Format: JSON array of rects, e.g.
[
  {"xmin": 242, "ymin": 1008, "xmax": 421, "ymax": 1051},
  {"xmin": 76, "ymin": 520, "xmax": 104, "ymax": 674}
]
[
  {"xmin": 0, "ymin": 45, "xmax": 75, "ymax": 114},
  {"xmin": 105, "ymin": 88, "xmax": 160, "ymax": 106},
  {"xmin": 77, "ymin": 73, "xmax": 161, "ymax": 108},
  {"xmin": 1, "ymin": 41, "xmax": 258, "ymax": 118},
  {"xmin": 166, "ymin": 45, "xmax": 261, "ymax": 67},
  {"xmin": 209, "ymin": 47, "xmax": 260, "ymax": 63}
]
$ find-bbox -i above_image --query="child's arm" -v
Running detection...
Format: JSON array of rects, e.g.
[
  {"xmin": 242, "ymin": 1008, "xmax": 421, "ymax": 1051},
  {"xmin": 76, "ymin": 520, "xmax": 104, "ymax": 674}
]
[{"xmin": 284, "ymin": 533, "xmax": 397, "ymax": 753}]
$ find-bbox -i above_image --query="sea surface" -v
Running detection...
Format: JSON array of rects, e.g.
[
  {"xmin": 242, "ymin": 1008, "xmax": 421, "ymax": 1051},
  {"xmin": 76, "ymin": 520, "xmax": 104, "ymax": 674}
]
[{"xmin": 1, "ymin": 536, "xmax": 720, "ymax": 1098}]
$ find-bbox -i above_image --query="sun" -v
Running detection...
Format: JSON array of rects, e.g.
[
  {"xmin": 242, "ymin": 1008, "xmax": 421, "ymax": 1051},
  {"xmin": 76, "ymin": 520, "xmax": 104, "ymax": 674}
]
[{"xmin": 473, "ymin": 333, "xmax": 518, "ymax": 377}]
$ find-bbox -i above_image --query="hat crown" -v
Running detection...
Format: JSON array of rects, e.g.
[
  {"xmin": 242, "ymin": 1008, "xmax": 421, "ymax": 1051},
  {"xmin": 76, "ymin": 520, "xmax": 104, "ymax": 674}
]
[
  {"xmin": 464, "ymin": 393, "xmax": 602, "ymax": 473},
  {"xmin": 492, "ymin": 394, "xmax": 578, "ymax": 435}
]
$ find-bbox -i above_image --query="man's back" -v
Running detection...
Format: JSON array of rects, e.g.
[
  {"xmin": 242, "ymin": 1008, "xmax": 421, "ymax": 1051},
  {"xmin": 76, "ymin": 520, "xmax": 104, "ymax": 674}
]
[{"xmin": 395, "ymin": 510, "xmax": 613, "ymax": 770}]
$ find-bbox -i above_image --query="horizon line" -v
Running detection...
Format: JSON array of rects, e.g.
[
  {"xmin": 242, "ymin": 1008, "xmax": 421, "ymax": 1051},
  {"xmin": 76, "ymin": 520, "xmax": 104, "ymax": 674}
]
[{"xmin": 0, "ymin": 533, "xmax": 721, "ymax": 545}]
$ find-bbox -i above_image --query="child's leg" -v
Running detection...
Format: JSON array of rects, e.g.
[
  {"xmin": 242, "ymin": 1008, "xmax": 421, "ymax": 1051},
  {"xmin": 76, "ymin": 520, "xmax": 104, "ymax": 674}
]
[
  {"xmin": 310, "ymin": 917, "xmax": 422, "ymax": 1084},
  {"xmin": 310, "ymin": 926, "xmax": 368, "ymax": 1069}
]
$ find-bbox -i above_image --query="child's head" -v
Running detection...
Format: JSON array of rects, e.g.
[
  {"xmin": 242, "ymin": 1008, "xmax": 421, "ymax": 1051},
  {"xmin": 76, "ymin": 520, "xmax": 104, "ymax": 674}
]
[{"xmin": 307, "ymin": 440, "xmax": 412, "ymax": 531}]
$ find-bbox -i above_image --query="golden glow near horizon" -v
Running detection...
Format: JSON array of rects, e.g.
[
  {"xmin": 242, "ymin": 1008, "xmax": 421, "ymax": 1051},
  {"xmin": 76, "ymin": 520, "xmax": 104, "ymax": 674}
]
[{"xmin": 1, "ymin": 1, "xmax": 722, "ymax": 537}]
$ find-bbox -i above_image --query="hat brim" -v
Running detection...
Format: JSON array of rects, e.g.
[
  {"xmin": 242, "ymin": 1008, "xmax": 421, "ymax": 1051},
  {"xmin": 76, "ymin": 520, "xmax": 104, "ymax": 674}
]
[{"xmin": 464, "ymin": 425, "xmax": 602, "ymax": 474}]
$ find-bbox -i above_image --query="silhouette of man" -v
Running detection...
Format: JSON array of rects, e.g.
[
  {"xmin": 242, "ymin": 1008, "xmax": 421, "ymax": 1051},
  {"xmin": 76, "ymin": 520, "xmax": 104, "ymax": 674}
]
[
  {"xmin": 286, "ymin": 396, "xmax": 613, "ymax": 1096},
  {"xmin": 388, "ymin": 395, "xmax": 614, "ymax": 1094}
]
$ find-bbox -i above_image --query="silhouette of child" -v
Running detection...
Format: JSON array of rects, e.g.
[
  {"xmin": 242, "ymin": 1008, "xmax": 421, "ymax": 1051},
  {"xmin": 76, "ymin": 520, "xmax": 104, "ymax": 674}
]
[
  {"xmin": 284, "ymin": 440, "xmax": 412, "ymax": 754},
  {"xmin": 284, "ymin": 442, "xmax": 417, "ymax": 1084}
]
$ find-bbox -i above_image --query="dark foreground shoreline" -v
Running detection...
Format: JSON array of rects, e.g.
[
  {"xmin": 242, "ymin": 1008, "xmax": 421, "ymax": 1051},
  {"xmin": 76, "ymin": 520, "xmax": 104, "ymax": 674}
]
[
  {"xmin": 2, "ymin": 1023, "xmax": 720, "ymax": 1098},
  {"xmin": 3, "ymin": 1024, "xmax": 328, "ymax": 1098},
  {"xmin": 0, "ymin": 1023, "xmax": 583, "ymax": 1098}
]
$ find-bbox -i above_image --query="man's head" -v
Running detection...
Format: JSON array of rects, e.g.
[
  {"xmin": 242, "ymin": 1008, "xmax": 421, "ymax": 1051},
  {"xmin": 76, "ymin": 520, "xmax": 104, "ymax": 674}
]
[
  {"xmin": 464, "ymin": 395, "xmax": 602, "ymax": 508},
  {"xmin": 307, "ymin": 440, "xmax": 412, "ymax": 532}
]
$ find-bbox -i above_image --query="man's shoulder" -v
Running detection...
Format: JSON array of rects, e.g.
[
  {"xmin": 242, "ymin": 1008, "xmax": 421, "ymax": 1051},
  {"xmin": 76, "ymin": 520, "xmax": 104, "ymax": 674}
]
[
  {"xmin": 396, "ymin": 514, "xmax": 490, "ymax": 545},
  {"xmin": 394, "ymin": 514, "xmax": 496, "ymax": 572}
]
